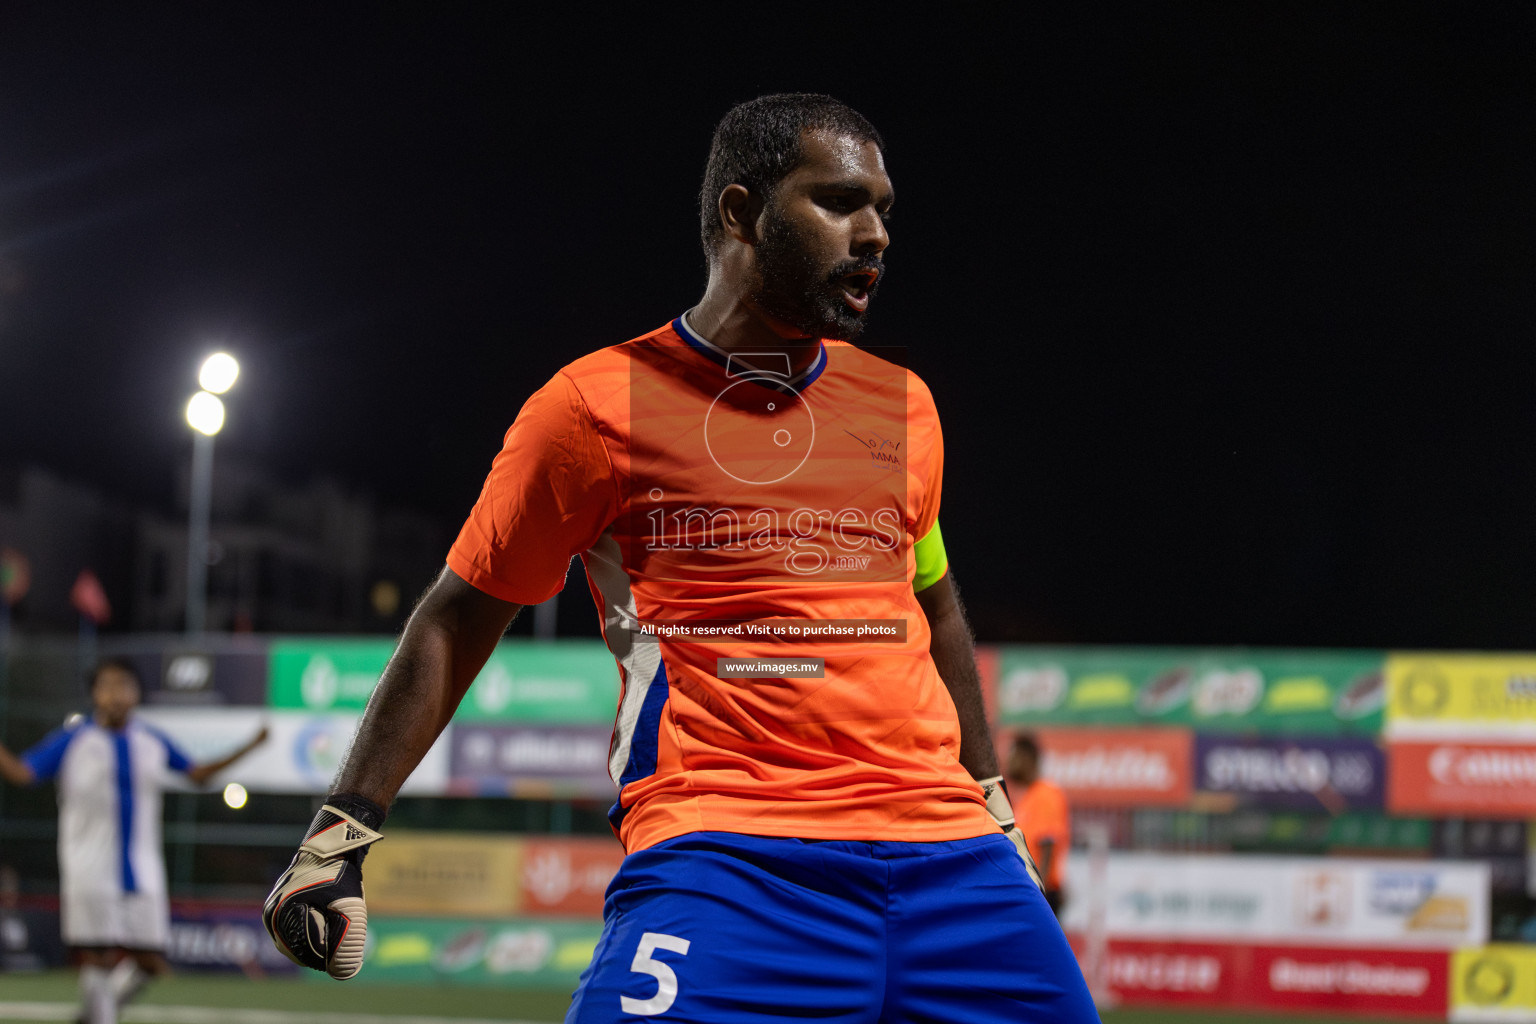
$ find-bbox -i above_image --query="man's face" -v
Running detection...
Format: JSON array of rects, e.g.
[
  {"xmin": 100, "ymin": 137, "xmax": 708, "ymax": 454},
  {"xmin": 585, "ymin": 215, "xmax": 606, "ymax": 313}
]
[
  {"xmin": 749, "ymin": 129, "xmax": 893, "ymax": 341},
  {"xmin": 91, "ymin": 665, "xmax": 141, "ymax": 726}
]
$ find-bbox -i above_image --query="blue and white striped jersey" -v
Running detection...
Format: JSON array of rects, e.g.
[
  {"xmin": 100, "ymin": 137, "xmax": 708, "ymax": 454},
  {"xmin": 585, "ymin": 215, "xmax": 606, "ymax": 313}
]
[{"xmin": 22, "ymin": 717, "xmax": 192, "ymax": 899}]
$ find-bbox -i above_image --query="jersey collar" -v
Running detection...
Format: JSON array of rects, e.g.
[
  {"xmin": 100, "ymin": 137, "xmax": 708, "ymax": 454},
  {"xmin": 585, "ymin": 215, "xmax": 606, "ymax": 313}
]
[{"xmin": 672, "ymin": 313, "xmax": 828, "ymax": 393}]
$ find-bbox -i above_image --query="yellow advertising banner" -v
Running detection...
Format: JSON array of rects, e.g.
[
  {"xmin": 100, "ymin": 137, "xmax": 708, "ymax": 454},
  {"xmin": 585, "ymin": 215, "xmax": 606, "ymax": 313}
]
[
  {"xmin": 1451, "ymin": 945, "xmax": 1536, "ymax": 1021},
  {"xmin": 1386, "ymin": 655, "xmax": 1536, "ymax": 736},
  {"xmin": 364, "ymin": 832, "xmax": 524, "ymax": 917}
]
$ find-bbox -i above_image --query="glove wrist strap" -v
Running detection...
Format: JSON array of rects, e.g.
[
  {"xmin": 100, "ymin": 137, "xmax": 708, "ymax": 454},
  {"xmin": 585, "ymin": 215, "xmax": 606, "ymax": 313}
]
[
  {"xmin": 326, "ymin": 791, "xmax": 386, "ymax": 831},
  {"xmin": 977, "ymin": 775, "xmax": 1017, "ymax": 831},
  {"xmin": 301, "ymin": 804, "xmax": 384, "ymax": 859}
]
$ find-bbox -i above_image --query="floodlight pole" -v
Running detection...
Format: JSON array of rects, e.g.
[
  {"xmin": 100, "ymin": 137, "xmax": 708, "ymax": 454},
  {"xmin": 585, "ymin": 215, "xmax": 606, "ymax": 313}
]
[{"xmin": 185, "ymin": 431, "xmax": 215, "ymax": 634}]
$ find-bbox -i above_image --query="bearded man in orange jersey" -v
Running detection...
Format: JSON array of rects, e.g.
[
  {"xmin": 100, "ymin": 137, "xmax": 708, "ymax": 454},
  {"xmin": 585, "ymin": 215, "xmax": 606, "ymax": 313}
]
[{"xmin": 263, "ymin": 93, "xmax": 1096, "ymax": 1023}]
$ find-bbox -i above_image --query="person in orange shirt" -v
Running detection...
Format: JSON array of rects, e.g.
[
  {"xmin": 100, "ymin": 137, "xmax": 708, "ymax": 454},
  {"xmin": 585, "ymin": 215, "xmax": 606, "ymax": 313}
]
[
  {"xmin": 1008, "ymin": 732, "xmax": 1072, "ymax": 917},
  {"xmin": 262, "ymin": 93, "xmax": 1095, "ymax": 1023}
]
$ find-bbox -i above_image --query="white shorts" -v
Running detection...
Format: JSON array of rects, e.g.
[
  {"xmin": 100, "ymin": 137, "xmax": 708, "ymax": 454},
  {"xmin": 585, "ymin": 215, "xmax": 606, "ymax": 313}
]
[{"xmin": 61, "ymin": 887, "xmax": 169, "ymax": 951}]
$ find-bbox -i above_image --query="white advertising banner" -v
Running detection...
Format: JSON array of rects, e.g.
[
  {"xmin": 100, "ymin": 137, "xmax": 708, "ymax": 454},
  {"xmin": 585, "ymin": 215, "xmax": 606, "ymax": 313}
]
[
  {"xmin": 1061, "ymin": 852, "xmax": 1488, "ymax": 950},
  {"xmin": 136, "ymin": 707, "xmax": 451, "ymax": 795}
]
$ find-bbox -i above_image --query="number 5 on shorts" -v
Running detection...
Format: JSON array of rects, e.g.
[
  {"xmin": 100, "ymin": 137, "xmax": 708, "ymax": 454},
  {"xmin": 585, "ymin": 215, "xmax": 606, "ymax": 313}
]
[{"xmin": 621, "ymin": 932, "xmax": 691, "ymax": 1016}]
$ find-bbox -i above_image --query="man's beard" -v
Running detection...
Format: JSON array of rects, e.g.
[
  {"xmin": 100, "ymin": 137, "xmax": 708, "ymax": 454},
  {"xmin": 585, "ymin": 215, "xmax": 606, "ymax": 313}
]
[{"xmin": 751, "ymin": 204, "xmax": 884, "ymax": 342}]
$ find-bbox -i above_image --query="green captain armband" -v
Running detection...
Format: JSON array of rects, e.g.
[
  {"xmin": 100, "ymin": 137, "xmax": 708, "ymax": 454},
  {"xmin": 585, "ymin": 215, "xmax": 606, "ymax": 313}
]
[{"xmin": 913, "ymin": 520, "xmax": 949, "ymax": 592}]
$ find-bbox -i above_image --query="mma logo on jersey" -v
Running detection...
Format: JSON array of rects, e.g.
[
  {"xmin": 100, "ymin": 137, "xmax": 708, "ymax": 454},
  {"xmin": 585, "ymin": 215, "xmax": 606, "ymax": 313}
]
[{"xmin": 843, "ymin": 428, "xmax": 903, "ymax": 470}]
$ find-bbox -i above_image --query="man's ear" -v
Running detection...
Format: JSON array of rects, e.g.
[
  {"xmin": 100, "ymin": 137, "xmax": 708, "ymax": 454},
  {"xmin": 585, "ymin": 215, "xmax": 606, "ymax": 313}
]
[{"xmin": 718, "ymin": 184, "xmax": 764, "ymax": 246}]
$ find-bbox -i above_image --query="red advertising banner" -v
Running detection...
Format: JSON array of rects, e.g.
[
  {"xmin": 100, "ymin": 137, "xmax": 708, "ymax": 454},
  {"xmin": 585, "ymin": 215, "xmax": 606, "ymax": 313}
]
[
  {"xmin": 1388, "ymin": 740, "xmax": 1536, "ymax": 818},
  {"xmin": 1068, "ymin": 937, "xmax": 1448, "ymax": 1018},
  {"xmin": 519, "ymin": 837, "xmax": 624, "ymax": 918},
  {"xmin": 1035, "ymin": 728, "xmax": 1193, "ymax": 807},
  {"xmin": 1246, "ymin": 945, "xmax": 1447, "ymax": 1017},
  {"xmin": 1086, "ymin": 939, "xmax": 1242, "ymax": 1008}
]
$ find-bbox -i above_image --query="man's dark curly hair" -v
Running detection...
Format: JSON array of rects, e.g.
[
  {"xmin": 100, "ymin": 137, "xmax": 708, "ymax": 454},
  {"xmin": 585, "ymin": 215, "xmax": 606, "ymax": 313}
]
[
  {"xmin": 87, "ymin": 655, "xmax": 142, "ymax": 693},
  {"xmin": 699, "ymin": 93, "xmax": 885, "ymax": 262}
]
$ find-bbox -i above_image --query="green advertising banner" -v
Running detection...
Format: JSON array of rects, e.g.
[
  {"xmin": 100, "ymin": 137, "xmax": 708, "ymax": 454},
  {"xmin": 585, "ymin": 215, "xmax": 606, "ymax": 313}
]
[
  {"xmin": 1131, "ymin": 808, "xmax": 1431, "ymax": 855},
  {"xmin": 356, "ymin": 916, "xmax": 603, "ymax": 987},
  {"xmin": 269, "ymin": 638, "xmax": 619, "ymax": 723},
  {"xmin": 993, "ymin": 646, "xmax": 1386, "ymax": 733}
]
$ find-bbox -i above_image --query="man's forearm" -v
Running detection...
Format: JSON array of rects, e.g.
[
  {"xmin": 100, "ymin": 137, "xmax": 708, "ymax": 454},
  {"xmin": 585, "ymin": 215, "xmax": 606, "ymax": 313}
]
[
  {"xmin": 919, "ymin": 573, "xmax": 1000, "ymax": 780},
  {"xmin": 331, "ymin": 568, "xmax": 519, "ymax": 809},
  {"xmin": 332, "ymin": 630, "xmax": 458, "ymax": 806},
  {"xmin": 187, "ymin": 730, "xmax": 266, "ymax": 786},
  {"xmin": 0, "ymin": 743, "xmax": 35, "ymax": 787}
]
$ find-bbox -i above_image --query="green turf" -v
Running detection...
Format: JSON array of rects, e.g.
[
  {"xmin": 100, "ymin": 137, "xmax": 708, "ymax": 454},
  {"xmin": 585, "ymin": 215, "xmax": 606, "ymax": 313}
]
[
  {"xmin": 0, "ymin": 971, "xmax": 1440, "ymax": 1023},
  {"xmin": 0, "ymin": 971, "xmax": 571, "ymax": 1021}
]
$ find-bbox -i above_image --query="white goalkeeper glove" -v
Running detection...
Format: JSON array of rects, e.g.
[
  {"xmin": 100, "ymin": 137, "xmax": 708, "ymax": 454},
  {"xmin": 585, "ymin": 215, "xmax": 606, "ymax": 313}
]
[
  {"xmin": 263, "ymin": 797, "xmax": 384, "ymax": 980},
  {"xmin": 978, "ymin": 775, "xmax": 1044, "ymax": 891}
]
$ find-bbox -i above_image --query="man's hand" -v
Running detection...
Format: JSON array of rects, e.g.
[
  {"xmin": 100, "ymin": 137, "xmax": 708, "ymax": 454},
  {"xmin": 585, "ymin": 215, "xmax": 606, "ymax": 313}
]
[
  {"xmin": 0, "ymin": 741, "xmax": 36, "ymax": 787},
  {"xmin": 263, "ymin": 801, "xmax": 383, "ymax": 980},
  {"xmin": 979, "ymin": 775, "xmax": 1044, "ymax": 891}
]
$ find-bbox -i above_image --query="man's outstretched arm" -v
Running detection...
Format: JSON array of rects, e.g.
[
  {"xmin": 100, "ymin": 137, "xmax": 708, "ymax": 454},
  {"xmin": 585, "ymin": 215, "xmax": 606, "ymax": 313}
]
[
  {"xmin": 186, "ymin": 724, "xmax": 269, "ymax": 786},
  {"xmin": 333, "ymin": 565, "xmax": 522, "ymax": 807},
  {"xmin": 265, "ymin": 565, "xmax": 520, "ymax": 978},
  {"xmin": 0, "ymin": 743, "xmax": 35, "ymax": 787},
  {"xmin": 917, "ymin": 570, "xmax": 1043, "ymax": 888}
]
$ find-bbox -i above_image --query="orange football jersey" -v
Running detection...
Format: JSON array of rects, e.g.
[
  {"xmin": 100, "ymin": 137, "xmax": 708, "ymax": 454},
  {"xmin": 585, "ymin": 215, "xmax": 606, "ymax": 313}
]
[
  {"xmin": 447, "ymin": 316, "xmax": 991, "ymax": 853},
  {"xmin": 1012, "ymin": 779, "xmax": 1070, "ymax": 891}
]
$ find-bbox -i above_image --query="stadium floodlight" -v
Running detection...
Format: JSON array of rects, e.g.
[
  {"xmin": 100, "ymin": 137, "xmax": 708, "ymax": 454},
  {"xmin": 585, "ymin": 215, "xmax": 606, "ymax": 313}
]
[
  {"xmin": 185, "ymin": 391, "xmax": 226, "ymax": 436},
  {"xmin": 198, "ymin": 352, "xmax": 240, "ymax": 394},
  {"xmin": 184, "ymin": 353, "xmax": 237, "ymax": 633},
  {"xmin": 223, "ymin": 782, "xmax": 249, "ymax": 810}
]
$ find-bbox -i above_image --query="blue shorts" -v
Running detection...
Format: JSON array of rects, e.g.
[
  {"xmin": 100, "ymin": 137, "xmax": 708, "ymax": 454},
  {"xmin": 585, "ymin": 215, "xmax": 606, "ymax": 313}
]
[{"xmin": 566, "ymin": 831, "xmax": 1098, "ymax": 1023}]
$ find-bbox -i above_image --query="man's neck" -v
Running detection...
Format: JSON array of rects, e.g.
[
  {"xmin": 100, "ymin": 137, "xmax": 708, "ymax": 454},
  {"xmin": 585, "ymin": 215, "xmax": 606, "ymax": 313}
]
[{"xmin": 688, "ymin": 283, "xmax": 822, "ymax": 378}]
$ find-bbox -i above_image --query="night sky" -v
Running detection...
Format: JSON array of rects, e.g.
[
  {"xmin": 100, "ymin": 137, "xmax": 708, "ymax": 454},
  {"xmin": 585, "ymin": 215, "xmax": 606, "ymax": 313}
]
[{"xmin": 2, "ymin": 7, "xmax": 1533, "ymax": 649}]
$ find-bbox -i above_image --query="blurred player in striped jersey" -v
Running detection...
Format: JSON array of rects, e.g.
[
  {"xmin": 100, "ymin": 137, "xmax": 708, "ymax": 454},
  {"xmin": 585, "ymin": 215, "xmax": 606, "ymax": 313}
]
[
  {"xmin": 0, "ymin": 658, "xmax": 267, "ymax": 1024},
  {"xmin": 264, "ymin": 94, "xmax": 1097, "ymax": 1022}
]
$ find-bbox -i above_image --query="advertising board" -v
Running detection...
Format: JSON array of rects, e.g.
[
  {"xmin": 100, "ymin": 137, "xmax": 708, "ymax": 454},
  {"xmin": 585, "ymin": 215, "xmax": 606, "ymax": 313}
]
[
  {"xmin": 1086, "ymin": 939, "xmax": 1240, "ymax": 1008},
  {"xmin": 109, "ymin": 642, "xmax": 268, "ymax": 706},
  {"xmin": 355, "ymin": 834, "xmax": 622, "ymax": 919},
  {"xmin": 1194, "ymin": 735, "xmax": 1385, "ymax": 811},
  {"xmin": 1129, "ymin": 808, "xmax": 1431, "ymax": 856},
  {"xmin": 1451, "ymin": 945, "xmax": 1536, "ymax": 1023},
  {"xmin": 268, "ymin": 638, "xmax": 618, "ymax": 722},
  {"xmin": 1249, "ymin": 944, "xmax": 1448, "ymax": 1017},
  {"xmin": 995, "ymin": 647, "xmax": 1385, "ymax": 733},
  {"xmin": 520, "ymin": 837, "xmax": 624, "ymax": 918},
  {"xmin": 134, "ymin": 708, "xmax": 620, "ymax": 797},
  {"xmin": 1034, "ymin": 728, "xmax": 1192, "ymax": 807},
  {"xmin": 448, "ymin": 724, "xmax": 617, "ymax": 798},
  {"xmin": 362, "ymin": 916, "xmax": 604, "ymax": 987},
  {"xmin": 1058, "ymin": 852, "xmax": 1488, "ymax": 949},
  {"xmin": 1071, "ymin": 939, "xmax": 1448, "ymax": 1017},
  {"xmin": 1389, "ymin": 741, "xmax": 1536, "ymax": 819},
  {"xmin": 167, "ymin": 901, "xmax": 298, "ymax": 973},
  {"xmin": 1387, "ymin": 654, "xmax": 1536, "ymax": 738},
  {"xmin": 135, "ymin": 707, "xmax": 451, "ymax": 795},
  {"xmin": 365, "ymin": 833, "xmax": 525, "ymax": 917}
]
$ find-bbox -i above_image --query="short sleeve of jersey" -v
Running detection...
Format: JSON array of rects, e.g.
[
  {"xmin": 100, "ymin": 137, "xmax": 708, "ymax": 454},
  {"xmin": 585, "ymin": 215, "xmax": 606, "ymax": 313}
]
[
  {"xmin": 447, "ymin": 370, "xmax": 618, "ymax": 605},
  {"xmin": 20, "ymin": 726, "xmax": 78, "ymax": 782},
  {"xmin": 142, "ymin": 724, "xmax": 194, "ymax": 773},
  {"xmin": 912, "ymin": 375, "xmax": 944, "ymax": 543}
]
